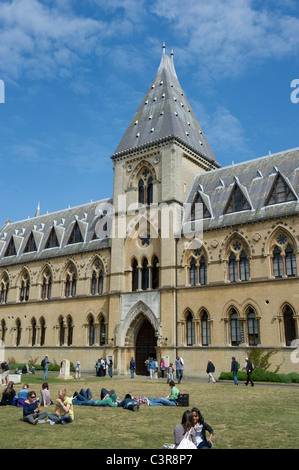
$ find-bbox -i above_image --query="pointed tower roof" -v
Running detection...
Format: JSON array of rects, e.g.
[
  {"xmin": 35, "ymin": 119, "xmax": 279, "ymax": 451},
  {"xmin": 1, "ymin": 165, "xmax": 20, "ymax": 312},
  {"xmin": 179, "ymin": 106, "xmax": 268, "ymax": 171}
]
[{"xmin": 113, "ymin": 45, "xmax": 219, "ymax": 166}]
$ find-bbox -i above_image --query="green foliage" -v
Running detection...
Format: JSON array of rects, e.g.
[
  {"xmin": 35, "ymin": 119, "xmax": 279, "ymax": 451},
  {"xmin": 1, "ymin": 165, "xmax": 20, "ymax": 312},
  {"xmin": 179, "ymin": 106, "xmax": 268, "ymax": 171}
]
[
  {"xmin": 247, "ymin": 348, "xmax": 280, "ymax": 372},
  {"xmin": 219, "ymin": 368, "xmax": 299, "ymax": 384}
]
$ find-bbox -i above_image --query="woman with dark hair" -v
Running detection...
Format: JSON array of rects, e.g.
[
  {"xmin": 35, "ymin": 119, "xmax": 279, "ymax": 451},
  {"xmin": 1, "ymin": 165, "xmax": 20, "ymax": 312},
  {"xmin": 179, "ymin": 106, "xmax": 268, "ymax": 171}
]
[
  {"xmin": 40, "ymin": 382, "xmax": 51, "ymax": 407},
  {"xmin": 0, "ymin": 381, "xmax": 16, "ymax": 406},
  {"xmin": 192, "ymin": 407, "xmax": 214, "ymax": 449},
  {"xmin": 174, "ymin": 410, "xmax": 197, "ymax": 448}
]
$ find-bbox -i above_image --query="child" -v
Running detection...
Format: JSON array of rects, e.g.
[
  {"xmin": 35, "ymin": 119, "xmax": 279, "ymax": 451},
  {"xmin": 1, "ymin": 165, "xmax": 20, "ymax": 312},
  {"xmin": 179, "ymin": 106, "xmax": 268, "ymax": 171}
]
[{"xmin": 167, "ymin": 363, "xmax": 174, "ymax": 383}]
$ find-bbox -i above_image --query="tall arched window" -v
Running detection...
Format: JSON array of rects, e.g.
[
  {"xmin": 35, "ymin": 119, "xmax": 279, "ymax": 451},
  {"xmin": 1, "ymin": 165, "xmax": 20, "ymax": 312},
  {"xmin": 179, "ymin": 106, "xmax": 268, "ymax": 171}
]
[
  {"xmin": 65, "ymin": 265, "xmax": 77, "ymax": 298},
  {"xmin": 20, "ymin": 273, "xmax": 30, "ymax": 302},
  {"xmin": 132, "ymin": 259, "xmax": 138, "ymax": 291},
  {"xmin": 230, "ymin": 309, "xmax": 242, "ymax": 346},
  {"xmin": 283, "ymin": 306, "xmax": 296, "ymax": 346},
  {"xmin": 40, "ymin": 317, "xmax": 46, "ymax": 346},
  {"xmin": 58, "ymin": 316, "xmax": 65, "ymax": 346},
  {"xmin": 229, "ymin": 252, "xmax": 238, "ymax": 282},
  {"xmin": 201, "ymin": 310, "xmax": 210, "ymax": 346},
  {"xmin": 16, "ymin": 318, "xmax": 21, "ymax": 346},
  {"xmin": 273, "ymin": 246, "xmax": 284, "ymax": 278},
  {"xmin": 90, "ymin": 261, "xmax": 104, "ymax": 295},
  {"xmin": 239, "ymin": 250, "xmax": 250, "ymax": 281},
  {"xmin": 271, "ymin": 233, "xmax": 297, "ymax": 278},
  {"xmin": 0, "ymin": 276, "xmax": 9, "ymax": 304},
  {"xmin": 41, "ymin": 270, "xmax": 52, "ymax": 300},
  {"xmin": 1, "ymin": 319, "xmax": 6, "ymax": 343},
  {"xmin": 189, "ymin": 258, "xmax": 197, "ymax": 286},
  {"xmin": 138, "ymin": 168, "xmax": 154, "ymax": 205},
  {"xmin": 31, "ymin": 318, "xmax": 37, "ymax": 346},
  {"xmin": 100, "ymin": 318, "xmax": 106, "ymax": 346},
  {"xmin": 247, "ymin": 308, "xmax": 259, "ymax": 345},
  {"xmin": 88, "ymin": 315, "xmax": 95, "ymax": 346},
  {"xmin": 186, "ymin": 311, "xmax": 194, "ymax": 346},
  {"xmin": 199, "ymin": 257, "xmax": 207, "ymax": 285},
  {"xmin": 141, "ymin": 258, "xmax": 149, "ymax": 291},
  {"xmin": 66, "ymin": 316, "xmax": 73, "ymax": 346},
  {"xmin": 285, "ymin": 245, "xmax": 297, "ymax": 277}
]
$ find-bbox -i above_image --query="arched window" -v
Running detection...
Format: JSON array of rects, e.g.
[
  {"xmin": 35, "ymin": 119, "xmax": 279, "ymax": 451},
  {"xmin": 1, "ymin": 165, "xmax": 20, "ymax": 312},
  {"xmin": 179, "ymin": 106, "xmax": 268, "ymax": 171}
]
[
  {"xmin": 283, "ymin": 306, "xmax": 296, "ymax": 346},
  {"xmin": 31, "ymin": 318, "xmax": 37, "ymax": 346},
  {"xmin": 189, "ymin": 258, "xmax": 197, "ymax": 286},
  {"xmin": 201, "ymin": 310, "xmax": 210, "ymax": 346},
  {"xmin": 20, "ymin": 273, "xmax": 30, "ymax": 302},
  {"xmin": 65, "ymin": 266, "xmax": 77, "ymax": 297},
  {"xmin": 40, "ymin": 317, "xmax": 46, "ymax": 346},
  {"xmin": 239, "ymin": 251, "xmax": 250, "ymax": 281},
  {"xmin": 186, "ymin": 311, "xmax": 194, "ymax": 346},
  {"xmin": 88, "ymin": 316, "xmax": 95, "ymax": 346},
  {"xmin": 100, "ymin": 318, "xmax": 106, "ymax": 346},
  {"xmin": 199, "ymin": 257, "xmax": 207, "ymax": 285},
  {"xmin": 132, "ymin": 259, "xmax": 138, "ymax": 292},
  {"xmin": 247, "ymin": 308, "xmax": 259, "ymax": 345},
  {"xmin": 41, "ymin": 270, "xmax": 52, "ymax": 300},
  {"xmin": 273, "ymin": 246, "xmax": 284, "ymax": 278},
  {"xmin": 90, "ymin": 261, "xmax": 104, "ymax": 295},
  {"xmin": 58, "ymin": 316, "xmax": 65, "ymax": 346},
  {"xmin": 152, "ymin": 256, "xmax": 159, "ymax": 289},
  {"xmin": 138, "ymin": 168, "xmax": 154, "ymax": 205},
  {"xmin": 141, "ymin": 258, "xmax": 149, "ymax": 291},
  {"xmin": 16, "ymin": 318, "xmax": 21, "ymax": 346},
  {"xmin": 230, "ymin": 309, "xmax": 242, "ymax": 346},
  {"xmin": 66, "ymin": 316, "xmax": 73, "ymax": 346},
  {"xmin": 229, "ymin": 252, "xmax": 238, "ymax": 282},
  {"xmin": 1, "ymin": 319, "xmax": 6, "ymax": 343},
  {"xmin": 0, "ymin": 276, "xmax": 9, "ymax": 304},
  {"xmin": 285, "ymin": 245, "xmax": 297, "ymax": 277}
]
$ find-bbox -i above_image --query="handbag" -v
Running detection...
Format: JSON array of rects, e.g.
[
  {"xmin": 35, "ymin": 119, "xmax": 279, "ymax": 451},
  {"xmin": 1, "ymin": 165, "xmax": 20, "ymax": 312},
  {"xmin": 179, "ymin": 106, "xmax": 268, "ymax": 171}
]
[{"xmin": 177, "ymin": 430, "xmax": 197, "ymax": 449}]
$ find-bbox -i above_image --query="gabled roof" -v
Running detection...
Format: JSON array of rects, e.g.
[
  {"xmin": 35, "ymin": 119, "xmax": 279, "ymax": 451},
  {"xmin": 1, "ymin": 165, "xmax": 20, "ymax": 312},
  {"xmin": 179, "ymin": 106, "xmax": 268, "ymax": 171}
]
[
  {"xmin": 0, "ymin": 198, "xmax": 112, "ymax": 267},
  {"xmin": 186, "ymin": 147, "xmax": 299, "ymax": 230},
  {"xmin": 113, "ymin": 45, "xmax": 218, "ymax": 166}
]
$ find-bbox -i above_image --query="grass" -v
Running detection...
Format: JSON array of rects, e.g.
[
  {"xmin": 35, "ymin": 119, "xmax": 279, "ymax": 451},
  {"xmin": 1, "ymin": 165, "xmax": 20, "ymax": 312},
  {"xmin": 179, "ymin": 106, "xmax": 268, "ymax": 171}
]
[{"xmin": 1, "ymin": 373, "xmax": 299, "ymax": 449}]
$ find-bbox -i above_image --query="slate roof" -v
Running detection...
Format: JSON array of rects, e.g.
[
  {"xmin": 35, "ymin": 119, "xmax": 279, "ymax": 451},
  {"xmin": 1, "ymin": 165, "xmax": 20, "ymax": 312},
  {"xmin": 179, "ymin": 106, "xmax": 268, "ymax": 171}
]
[
  {"xmin": 113, "ymin": 45, "xmax": 219, "ymax": 166},
  {"xmin": 185, "ymin": 147, "xmax": 299, "ymax": 231},
  {"xmin": 0, "ymin": 198, "xmax": 112, "ymax": 268}
]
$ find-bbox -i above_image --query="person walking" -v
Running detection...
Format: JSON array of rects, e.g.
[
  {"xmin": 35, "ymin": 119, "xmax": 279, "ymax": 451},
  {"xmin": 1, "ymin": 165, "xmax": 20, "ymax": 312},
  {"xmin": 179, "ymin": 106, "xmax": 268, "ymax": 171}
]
[
  {"xmin": 108, "ymin": 358, "xmax": 113, "ymax": 378},
  {"xmin": 129, "ymin": 357, "xmax": 136, "ymax": 379},
  {"xmin": 41, "ymin": 355, "xmax": 51, "ymax": 381},
  {"xmin": 160, "ymin": 358, "xmax": 166, "ymax": 379},
  {"xmin": 231, "ymin": 356, "xmax": 239, "ymax": 385},
  {"xmin": 206, "ymin": 359, "xmax": 216, "ymax": 383},
  {"xmin": 75, "ymin": 361, "xmax": 81, "ymax": 379},
  {"xmin": 148, "ymin": 358, "xmax": 156, "ymax": 380},
  {"xmin": 243, "ymin": 357, "xmax": 254, "ymax": 386},
  {"xmin": 174, "ymin": 355, "xmax": 184, "ymax": 384}
]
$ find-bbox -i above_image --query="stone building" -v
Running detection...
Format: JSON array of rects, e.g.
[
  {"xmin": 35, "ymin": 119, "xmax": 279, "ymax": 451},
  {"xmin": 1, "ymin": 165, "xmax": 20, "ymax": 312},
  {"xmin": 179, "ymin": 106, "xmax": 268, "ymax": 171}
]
[{"xmin": 0, "ymin": 46, "xmax": 298, "ymax": 377}]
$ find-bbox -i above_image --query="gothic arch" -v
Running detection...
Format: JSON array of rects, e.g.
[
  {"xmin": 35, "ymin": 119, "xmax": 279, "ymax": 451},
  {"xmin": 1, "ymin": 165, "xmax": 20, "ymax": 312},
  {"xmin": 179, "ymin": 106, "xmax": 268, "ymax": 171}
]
[
  {"xmin": 121, "ymin": 300, "xmax": 159, "ymax": 347},
  {"xmin": 220, "ymin": 231, "xmax": 252, "ymax": 262},
  {"xmin": 128, "ymin": 160, "xmax": 157, "ymax": 188},
  {"xmin": 263, "ymin": 224, "xmax": 298, "ymax": 257}
]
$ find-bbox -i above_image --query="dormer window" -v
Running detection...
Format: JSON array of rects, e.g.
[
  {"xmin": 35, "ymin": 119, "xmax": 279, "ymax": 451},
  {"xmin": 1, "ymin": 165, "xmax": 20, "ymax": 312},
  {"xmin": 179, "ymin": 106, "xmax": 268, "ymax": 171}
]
[
  {"xmin": 224, "ymin": 184, "xmax": 250, "ymax": 214},
  {"xmin": 266, "ymin": 174, "xmax": 296, "ymax": 205}
]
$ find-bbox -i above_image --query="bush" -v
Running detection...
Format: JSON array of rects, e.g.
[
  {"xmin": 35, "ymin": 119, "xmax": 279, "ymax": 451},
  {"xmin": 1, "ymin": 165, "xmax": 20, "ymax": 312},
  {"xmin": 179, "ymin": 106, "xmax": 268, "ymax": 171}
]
[{"xmin": 219, "ymin": 368, "xmax": 299, "ymax": 384}]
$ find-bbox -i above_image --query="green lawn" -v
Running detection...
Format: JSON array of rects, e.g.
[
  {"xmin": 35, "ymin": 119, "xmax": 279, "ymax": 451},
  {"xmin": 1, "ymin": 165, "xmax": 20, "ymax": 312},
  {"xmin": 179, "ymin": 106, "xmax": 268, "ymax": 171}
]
[{"xmin": 1, "ymin": 373, "xmax": 298, "ymax": 449}]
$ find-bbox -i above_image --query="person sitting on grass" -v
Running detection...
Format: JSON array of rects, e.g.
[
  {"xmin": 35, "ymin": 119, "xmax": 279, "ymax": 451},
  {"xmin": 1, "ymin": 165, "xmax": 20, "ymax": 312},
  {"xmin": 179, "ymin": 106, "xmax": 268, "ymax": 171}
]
[
  {"xmin": 48, "ymin": 389, "xmax": 74, "ymax": 425},
  {"xmin": 0, "ymin": 381, "xmax": 16, "ymax": 406},
  {"xmin": 146, "ymin": 380, "xmax": 180, "ymax": 406},
  {"xmin": 23, "ymin": 390, "xmax": 48, "ymax": 425}
]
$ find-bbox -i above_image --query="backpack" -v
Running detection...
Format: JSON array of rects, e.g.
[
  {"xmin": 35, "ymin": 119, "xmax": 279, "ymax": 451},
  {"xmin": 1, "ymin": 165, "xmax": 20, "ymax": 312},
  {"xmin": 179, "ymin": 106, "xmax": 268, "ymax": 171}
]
[
  {"xmin": 41, "ymin": 358, "xmax": 46, "ymax": 367},
  {"xmin": 236, "ymin": 362, "xmax": 240, "ymax": 370}
]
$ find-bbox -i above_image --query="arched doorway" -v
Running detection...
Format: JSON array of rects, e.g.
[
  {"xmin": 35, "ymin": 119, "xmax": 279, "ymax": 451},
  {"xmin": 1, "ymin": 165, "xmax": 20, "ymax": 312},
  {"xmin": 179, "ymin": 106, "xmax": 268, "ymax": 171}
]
[{"xmin": 135, "ymin": 318, "xmax": 157, "ymax": 375}]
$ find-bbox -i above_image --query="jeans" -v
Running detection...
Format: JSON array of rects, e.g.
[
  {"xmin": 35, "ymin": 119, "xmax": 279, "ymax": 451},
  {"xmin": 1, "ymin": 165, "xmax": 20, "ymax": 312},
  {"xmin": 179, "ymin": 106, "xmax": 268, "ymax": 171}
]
[
  {"xmin": 233, "ymin": 371, "xmax": 238, "ymax": 385},
  {"xmin": 73, "ymin": 388, "xmax": 97, "ymax": 405},
  {"xmin": 197, "ymin": 441, "xmax": 212, "ymax": 449},
  {"xmin": 176, "ymin": 369, "xmax": 183, "ymax": 384},
  {"xmin": 42, "ymin": 367, "xmax": 48, "ymax": 380},
  {"xmin": 48, "ymin": 413, "xmax": 73, "ymax": 424},
  {"xmin": 130, "ymin": 368, "xmax": 135, "ymax": 379},
  {"xmin": 148, "ymin": 397, "xmax": 177, "ymax": 406},
  {"xmin": 23, "ymin": 412, "xmax": 48, "ymax": 424}
]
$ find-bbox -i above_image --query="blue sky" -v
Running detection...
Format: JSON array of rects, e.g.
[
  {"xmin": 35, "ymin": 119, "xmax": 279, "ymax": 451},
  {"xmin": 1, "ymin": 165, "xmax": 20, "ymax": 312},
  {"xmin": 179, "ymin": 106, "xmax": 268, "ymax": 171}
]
[{"xmin": 0, "ymin": 0, "xmax": 298, "ymax": 224}]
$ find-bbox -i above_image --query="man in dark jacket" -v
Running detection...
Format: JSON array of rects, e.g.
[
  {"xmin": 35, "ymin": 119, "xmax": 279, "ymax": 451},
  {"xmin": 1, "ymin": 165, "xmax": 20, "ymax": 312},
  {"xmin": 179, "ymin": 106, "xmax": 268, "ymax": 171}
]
[
  {"xmin": 206, "ymin": 360, "xmax": 216, "ymax": 383},
  {"xmin": 231, "ymin": 357, "xmax": 239, "ymax": 385},
  {"xmin": 243, "ymin": 357, "xmax": 254, "ymax": 386}
]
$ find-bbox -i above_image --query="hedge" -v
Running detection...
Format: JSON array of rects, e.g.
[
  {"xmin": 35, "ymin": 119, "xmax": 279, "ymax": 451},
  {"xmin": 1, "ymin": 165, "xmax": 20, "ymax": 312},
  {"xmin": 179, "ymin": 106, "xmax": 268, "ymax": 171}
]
[{"xmin": 219, "ymin": 368, "xmax": 299, "ymax": 384}]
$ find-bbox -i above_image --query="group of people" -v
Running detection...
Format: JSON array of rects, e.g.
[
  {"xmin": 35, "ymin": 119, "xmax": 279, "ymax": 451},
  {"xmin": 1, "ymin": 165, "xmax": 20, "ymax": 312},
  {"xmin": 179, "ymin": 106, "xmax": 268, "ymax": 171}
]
[
  {"xmin": 141, "ymin": 355, "xmax": 185, "ymax": 384},
  {"xmin": 95, "ymin": 357, "xmax": 113, "ymax": 378},
  {"xmin": 231, "ymin": 357, "xmax": 255, "ymax": 386}
]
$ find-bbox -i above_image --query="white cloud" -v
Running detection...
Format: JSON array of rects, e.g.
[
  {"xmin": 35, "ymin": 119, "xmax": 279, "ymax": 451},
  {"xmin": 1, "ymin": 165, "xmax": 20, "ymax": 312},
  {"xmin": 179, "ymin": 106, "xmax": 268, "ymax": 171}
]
[{"xmin": 150, "ymin": 0, "xmax": 299, "ymax": 79}]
